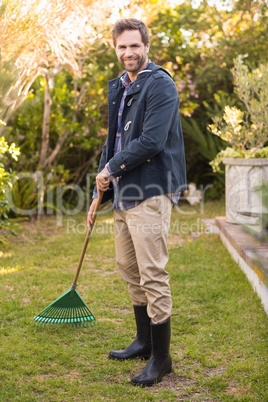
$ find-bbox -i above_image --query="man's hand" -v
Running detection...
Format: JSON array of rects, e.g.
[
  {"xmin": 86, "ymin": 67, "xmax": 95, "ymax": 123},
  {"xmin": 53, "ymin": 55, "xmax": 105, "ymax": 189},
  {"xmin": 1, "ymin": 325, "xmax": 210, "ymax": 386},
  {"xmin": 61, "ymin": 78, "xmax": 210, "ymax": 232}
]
[{"xmin": 96, "ymin": 168, "xmax": 111, "ymax": 194}]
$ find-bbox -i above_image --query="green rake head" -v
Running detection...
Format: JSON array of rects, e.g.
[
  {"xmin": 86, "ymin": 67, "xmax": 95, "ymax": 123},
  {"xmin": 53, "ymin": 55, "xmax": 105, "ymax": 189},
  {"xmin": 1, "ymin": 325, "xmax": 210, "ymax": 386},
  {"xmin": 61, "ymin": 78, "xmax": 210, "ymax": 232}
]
[{"xmin": 34, "ymin": 288, "xmax": 97, "ymax": 328}]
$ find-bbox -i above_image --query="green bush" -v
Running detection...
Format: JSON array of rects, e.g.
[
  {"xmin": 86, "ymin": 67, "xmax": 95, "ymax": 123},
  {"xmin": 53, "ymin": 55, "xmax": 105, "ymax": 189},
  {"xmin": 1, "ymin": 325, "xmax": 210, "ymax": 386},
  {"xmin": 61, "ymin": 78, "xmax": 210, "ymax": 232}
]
[
  {"xmin": 209, "ymin": 56, "xmax": 268, "ymax": 172},
  {"xmin": 8, "ymin": 166, "xmax": 69, "ymax": 218},
  {"xmin": 0, "ymin": 126, "xmax": 20, "ymax": 244}
]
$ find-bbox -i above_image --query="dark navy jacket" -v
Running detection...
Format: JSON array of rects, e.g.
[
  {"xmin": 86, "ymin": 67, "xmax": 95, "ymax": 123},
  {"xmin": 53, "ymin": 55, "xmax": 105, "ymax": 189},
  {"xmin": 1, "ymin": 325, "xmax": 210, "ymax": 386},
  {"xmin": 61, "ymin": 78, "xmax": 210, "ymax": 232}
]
[{"xmin": 97, "ymin": 62, "xmax": 187, "ymax": 204}]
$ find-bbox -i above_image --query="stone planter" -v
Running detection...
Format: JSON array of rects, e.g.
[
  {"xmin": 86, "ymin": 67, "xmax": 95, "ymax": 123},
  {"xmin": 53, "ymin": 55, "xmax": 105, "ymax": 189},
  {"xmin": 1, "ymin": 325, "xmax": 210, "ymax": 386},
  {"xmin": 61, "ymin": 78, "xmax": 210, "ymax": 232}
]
[{"xmin": 223, "ymin": 158, "xmax": 268, "ymax": 225}]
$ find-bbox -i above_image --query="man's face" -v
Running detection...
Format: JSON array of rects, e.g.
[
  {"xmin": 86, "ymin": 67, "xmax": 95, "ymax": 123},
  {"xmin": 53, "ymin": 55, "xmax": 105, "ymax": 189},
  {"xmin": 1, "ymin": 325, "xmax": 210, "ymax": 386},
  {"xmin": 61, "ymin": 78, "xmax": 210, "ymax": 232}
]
[{"xmin": 115, "ymin": 30, "xmax": 150, "ymax": 80}]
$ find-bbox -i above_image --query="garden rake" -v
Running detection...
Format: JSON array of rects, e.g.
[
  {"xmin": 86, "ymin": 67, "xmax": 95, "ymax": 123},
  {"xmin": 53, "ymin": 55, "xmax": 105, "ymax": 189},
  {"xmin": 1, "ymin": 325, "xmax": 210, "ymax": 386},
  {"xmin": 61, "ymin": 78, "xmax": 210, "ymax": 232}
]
[{"xmin": 34, "ymin": 192, "xmax": 103, "ymax": 328}]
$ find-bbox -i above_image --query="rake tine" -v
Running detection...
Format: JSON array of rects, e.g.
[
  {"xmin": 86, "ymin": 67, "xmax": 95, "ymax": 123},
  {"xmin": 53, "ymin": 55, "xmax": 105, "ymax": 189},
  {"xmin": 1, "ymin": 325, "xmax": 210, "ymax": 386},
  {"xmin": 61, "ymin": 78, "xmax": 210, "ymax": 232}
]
[{"xmin": 59, "ymin": 307, "xmax": 67, "ymax": 323}]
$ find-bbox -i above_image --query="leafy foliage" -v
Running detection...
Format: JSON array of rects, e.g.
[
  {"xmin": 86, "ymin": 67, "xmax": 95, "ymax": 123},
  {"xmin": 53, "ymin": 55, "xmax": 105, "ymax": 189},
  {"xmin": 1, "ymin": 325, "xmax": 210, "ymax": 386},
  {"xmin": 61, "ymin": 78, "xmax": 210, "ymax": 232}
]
[
  {"xmin": 210, "ymin": 146, "xmax": 268, "ymax": 174},
  {"xmin": 209, "ymin": 56, "xmax": 268, "ymax": 172},
  {"xmin": 8, "ymin": 166, "xmax": 69, "ymax": 218},
  {"xmin": 6, "ymin": 55, "xmax": 117, "ymax": 178},
  {"xmin": 0, "ymin": 131, "xmax": 20, "ymax": 243},
  {"xmin": 209, "ymin": 56, "xmax": 268, "ymax": 150}
]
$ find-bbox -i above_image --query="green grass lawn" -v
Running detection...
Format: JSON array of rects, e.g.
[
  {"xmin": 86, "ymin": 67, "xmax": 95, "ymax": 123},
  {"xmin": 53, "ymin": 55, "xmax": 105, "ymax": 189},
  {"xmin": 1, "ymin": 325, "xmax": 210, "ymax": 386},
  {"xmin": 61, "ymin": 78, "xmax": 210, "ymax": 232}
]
[{"xmin": 1, "ymin": 200, "xmax": 267, "ymax": 401}]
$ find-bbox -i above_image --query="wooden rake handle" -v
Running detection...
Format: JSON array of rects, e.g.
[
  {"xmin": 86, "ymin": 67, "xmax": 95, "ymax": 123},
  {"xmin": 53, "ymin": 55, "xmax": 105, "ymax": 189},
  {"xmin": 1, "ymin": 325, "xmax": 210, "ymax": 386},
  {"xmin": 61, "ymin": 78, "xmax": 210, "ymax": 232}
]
[{"xmin": 71, "ymin": 191, "xmax": 104, "ymax": 288}]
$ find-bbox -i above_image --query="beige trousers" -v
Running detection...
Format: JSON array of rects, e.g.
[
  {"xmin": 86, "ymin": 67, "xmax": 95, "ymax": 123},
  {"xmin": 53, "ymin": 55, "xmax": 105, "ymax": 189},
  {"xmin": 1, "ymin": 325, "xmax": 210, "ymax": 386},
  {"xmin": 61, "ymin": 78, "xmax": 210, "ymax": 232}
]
[{"xmin": 113, "ymin": 195, "xmax": 172, "ymax": 324}]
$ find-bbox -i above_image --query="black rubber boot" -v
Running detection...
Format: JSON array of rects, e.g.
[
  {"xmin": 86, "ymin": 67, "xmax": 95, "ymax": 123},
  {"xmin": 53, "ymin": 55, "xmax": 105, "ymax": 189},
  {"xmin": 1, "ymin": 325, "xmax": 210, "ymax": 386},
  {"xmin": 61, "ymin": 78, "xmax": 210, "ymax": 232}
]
[
  {"xmin": 131, "ymin": 318, "xmax": 172, "ymax": 387},
  {"xmin": 109, "ymin": 305, "xmax": 151, "ymax": 361}
]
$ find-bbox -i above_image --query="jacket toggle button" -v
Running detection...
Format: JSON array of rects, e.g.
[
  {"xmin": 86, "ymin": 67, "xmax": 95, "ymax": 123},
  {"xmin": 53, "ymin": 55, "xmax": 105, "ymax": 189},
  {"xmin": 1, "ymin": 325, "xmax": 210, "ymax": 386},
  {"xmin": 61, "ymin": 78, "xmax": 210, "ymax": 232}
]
[
  {"xmin": 124, "ymin": 121, "xmax": 132, "ymax": 131},
  {"xmin": 127, "ymin": 98, "xmax": 133, "ymax": 106},
  {"xmin": 147, "ymin": 159, "xmax": 151, "ymax": 162},
  {"xmin": 120, "ymin": 164, "xmax": 125, "ymax": 170}
]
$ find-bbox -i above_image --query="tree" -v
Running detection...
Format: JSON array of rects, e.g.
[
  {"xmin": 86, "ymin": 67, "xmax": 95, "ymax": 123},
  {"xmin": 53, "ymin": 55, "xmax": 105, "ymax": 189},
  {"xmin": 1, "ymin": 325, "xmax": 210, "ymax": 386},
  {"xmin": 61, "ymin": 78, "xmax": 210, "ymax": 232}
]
[{"xmin": 0, "ymin": 0, "xmax": 41, "ymax": 129}]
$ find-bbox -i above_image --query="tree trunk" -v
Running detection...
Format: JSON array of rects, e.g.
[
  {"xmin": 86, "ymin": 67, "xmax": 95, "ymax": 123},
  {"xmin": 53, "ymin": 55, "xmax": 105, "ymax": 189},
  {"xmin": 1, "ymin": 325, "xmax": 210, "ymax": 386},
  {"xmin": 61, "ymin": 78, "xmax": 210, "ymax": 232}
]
[
  {"xmin": 38, "ymin": 73, "xmax": 52, "ymax": 168},
  {"xmin": 45, "ymin": 131, "xmax": 70, "ymax": 167}
]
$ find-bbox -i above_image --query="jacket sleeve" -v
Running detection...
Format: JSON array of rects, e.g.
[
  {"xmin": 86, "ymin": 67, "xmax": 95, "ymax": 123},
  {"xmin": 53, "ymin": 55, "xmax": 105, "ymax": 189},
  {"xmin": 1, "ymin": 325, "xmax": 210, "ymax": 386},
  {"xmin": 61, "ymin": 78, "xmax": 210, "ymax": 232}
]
[
  {"xmin": 97, "ymin": 141, "xmax": 108, "ymax": 173},
  {"xmin": 108, "ymin": 75, "xmax": 179, "ymax": 178}
]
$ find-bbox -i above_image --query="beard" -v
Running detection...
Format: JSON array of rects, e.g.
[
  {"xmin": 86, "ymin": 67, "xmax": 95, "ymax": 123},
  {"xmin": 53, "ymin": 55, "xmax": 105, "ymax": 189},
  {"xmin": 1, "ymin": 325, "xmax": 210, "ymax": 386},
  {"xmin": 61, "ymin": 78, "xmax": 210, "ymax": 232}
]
[{"xmin": 120, "ymin": 52, "xmax": 148, "ymax": 74}]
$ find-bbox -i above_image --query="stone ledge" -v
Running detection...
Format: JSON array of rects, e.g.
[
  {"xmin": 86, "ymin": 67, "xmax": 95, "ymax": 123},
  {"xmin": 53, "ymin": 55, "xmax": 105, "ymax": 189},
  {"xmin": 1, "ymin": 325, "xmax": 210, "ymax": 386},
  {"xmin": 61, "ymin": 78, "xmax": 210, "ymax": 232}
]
[{"xmin": 215, "ymin": 216, "xmax": 268, "ymax": 315}]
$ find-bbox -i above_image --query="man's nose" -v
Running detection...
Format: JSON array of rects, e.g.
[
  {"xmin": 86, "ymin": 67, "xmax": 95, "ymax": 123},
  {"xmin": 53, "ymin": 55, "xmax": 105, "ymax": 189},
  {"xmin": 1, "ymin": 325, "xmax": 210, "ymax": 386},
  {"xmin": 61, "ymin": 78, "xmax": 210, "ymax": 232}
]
[{"xmin": 125, "ymin": 47, "xmax": 133, "ymax": 57}]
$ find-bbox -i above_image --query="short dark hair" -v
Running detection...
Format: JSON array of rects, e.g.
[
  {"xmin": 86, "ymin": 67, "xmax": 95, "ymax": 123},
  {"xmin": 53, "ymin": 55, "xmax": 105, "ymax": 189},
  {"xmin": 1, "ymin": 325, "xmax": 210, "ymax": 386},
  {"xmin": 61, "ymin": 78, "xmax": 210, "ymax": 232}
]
[{"xmin": 112, "ymin": 19, "xmax": 150, "ymax": 47}]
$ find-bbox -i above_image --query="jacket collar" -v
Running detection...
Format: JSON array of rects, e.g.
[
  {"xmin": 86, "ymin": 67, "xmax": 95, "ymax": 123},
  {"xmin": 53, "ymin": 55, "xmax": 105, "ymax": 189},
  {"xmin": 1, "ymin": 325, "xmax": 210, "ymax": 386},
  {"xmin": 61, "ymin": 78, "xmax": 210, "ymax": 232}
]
[
  {"xmin": 108, "ymin": 62, "xmax": 172, "ymax": 93},
  {"xmin": 109, "ymin": 62, "xmax": 156, "ymax": 89}
]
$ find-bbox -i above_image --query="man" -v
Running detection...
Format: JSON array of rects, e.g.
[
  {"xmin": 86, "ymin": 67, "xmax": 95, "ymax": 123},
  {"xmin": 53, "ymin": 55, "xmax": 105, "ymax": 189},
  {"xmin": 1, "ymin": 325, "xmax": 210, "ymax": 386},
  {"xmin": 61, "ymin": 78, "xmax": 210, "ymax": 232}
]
[{"xmin": 88, "ymin": 18, "xmax": 186, "ymax": 387}]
